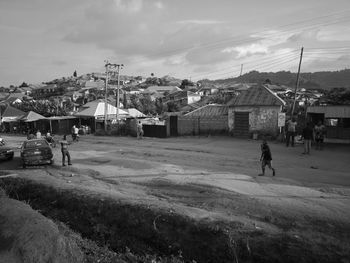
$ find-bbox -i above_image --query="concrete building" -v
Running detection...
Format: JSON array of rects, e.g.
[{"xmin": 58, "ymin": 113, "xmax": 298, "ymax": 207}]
[
  {"xmin": 307, "ymin": 105, "xmax": 350, "ymax": 143},
  {"xmin": 227, "ymin": 84, "xmax": 285, "ymax": 138}
]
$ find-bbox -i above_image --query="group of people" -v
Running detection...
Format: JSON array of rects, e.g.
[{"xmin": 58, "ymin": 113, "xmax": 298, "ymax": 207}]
[
  {"xmin": 259, "ymin": 118, "xmax": 326, "ymax": 177},
  {"xmin": 285, "ymin": 118, "xmax": 326, "ymax": 154}
]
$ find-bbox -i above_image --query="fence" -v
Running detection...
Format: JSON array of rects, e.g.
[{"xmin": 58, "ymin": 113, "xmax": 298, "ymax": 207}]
[{"xmin": 177, "ymin": 116, "xmax": 228, "ymax": 136}]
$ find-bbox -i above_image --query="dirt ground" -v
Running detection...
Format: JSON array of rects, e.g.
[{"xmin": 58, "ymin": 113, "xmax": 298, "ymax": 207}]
[{"xmin": 1, "ymin": 134, "xmax": 350, "ymax": 262}]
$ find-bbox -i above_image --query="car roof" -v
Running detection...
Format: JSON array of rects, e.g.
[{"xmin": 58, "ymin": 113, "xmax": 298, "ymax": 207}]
[{"xmin": 23, "ymin": 139, "xmax": 49, "ymax": 146}]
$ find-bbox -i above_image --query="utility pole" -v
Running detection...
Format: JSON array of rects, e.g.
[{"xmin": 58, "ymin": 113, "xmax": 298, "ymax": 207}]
[
  {"xmin": 104, "ymin": 61, "xmax": 123, "ymax": 132},
  {"xmin": 291, "ymin": 47, "xmax": 304, "ymax": 116},
  {"xmin": 115, "ymin": 64, "xmax": 123, "ymax": 122},
  {"xmin": 239, "ymin": 64, "xmax": 243, "ymax": 76},
  {"xmin": 104, "ymin": 61, "xmax": 109, "ymax": 132}
]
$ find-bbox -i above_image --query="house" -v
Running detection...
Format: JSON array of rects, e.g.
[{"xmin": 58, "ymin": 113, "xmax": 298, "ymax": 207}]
[
  {"xmin": 0, "ymin": 105, "xmax": 26, "ymax": 132},
  {"xmin": 227, "ymin": 84, "xmax": 286, "ymax": 137},
  {"xmin": 75, "ymin": 99, "xmax": 129, "ymax": 131},
  {"xmin": 143, "ymin": 86, "xmax": 181, "ymax": 95},
  {"xmin": 164, "ymin": 90, "xmax": 201, "ymax": 107},
  {"xmin": 84, "ymin": 79, "xmax": 105, "ymax": 90},
  {"xmin": 197, "ymin": 85, "xmax": 219, "ymax": 96},
  {"xmin": 31, "ymin": 84, "xmax": 65, "ymax": 99},
  {"xmin": 307, "ymin": 105, "xmax": 350, "ymax": 143},
  {"xmin": 0, "ymin": 92, "xmax": 30, "ymax": 105}
]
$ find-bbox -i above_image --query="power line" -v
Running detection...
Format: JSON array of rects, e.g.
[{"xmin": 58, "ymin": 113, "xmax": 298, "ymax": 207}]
[
  {"xmin": 189, "ymin": 50, "xmax": 299, "ymax": 79},
  {"xmin": 120, "ymin": 11, "xmax": 350, "ymax": 65},
  {"xmin": 191, "ymin": 52, "xmax": 299, "ymax": 80}
]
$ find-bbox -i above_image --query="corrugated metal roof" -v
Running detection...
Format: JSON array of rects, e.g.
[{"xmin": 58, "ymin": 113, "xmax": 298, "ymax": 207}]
[
  {"xmin": 185, "ymin": 104, "xmax": 228, "ymax": 117},
  {"xmin": 20, "ymin": 111, "xmax": 46, "ymax": 122},
  {"xmin": 227, "ymin": 84, "xmax": 285, "ymax": 106},
  {"xmin": 307, "ymin": 106, "xmax": 350, "ymax": 118},
  {"xmin": 2, "ymin": 105, "xmax": 26, "ymax": 117}
]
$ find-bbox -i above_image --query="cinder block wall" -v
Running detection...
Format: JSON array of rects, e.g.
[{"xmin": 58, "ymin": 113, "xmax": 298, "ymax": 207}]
[{"xmin": 177, "ymin": 116, "xmax": 228, "ymax": 136}]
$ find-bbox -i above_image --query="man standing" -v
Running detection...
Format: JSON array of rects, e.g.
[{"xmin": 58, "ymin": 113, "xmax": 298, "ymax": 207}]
[
  {"xmin": 302, "ymin": 122, "xmax": 314, "ymax": 154},
  {"xmin": 286, "ymin": 117, "xmax": 297, "ymax": 147},
  {"xmin": 314, "ymin": 121, "xmax": 326, "ymax": 150},
  {"xmin": 60, "ymin": 135, "xmax": 72, "ymax": 166},
  {"xmin": 36, "ymin": 130, "xmax": 41, "ymax": 139}
]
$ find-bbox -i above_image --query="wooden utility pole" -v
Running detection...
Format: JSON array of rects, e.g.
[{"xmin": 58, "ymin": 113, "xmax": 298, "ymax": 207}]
[
  {"xmin": 104, "ymin": 61, "xmax": 109, "ymax": 132},
  {"xmin": 291, "ymin": 47, "xmax": 304, "ymax": 116},
  {"xmin": 116, "ymin": 64, "xmax": 123, "ymax": 122},
  {"xmin": 239, "ymin": 64, "xmax": 243, "ymax": 76},
  {"xmin": 104, "ymin": 62, "xmax": 123, "ymax": 131}
]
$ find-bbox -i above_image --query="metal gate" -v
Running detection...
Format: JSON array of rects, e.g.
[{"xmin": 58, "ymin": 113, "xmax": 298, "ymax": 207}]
[
  {"xmin": 233, "ymin": 112, "xmax": 249, "ymax": 137},
  {"xmin": 170, "ymin": 116, "xmax": 178, "ymax": 136}
]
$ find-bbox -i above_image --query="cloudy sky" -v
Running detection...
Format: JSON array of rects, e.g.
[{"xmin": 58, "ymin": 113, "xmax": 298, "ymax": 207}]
[{"xmin": 1, "ymin": 0, "xmax": 350, "ymax": 86}]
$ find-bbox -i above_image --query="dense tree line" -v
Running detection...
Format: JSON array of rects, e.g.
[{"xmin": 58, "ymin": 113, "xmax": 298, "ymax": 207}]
[{"xmin": 13, "ymin": 98, "xmax": 74, "ymax": 117}]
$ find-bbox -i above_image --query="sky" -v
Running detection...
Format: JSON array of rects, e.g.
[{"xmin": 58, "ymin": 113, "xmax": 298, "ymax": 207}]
[{"xmin": 1, "ymin": 0, "xmax": 350, "ymax": 86}]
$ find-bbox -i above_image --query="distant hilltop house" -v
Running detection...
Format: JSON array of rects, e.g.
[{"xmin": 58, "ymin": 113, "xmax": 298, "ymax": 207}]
[
  {"xmin": 31, "ymin": 84, "xmax": 65, "ymax": 99},
  {"xmin": 143, "ymin": 86, "xmax": 181, "ymax": 96},
  {"xmin": 197, "ymin": 85, "xmax": 219, "ymax": 96},
  {"xmin": 84, "ymin": 79, "xmax": 105, "ymax": 90},
  {"xmin": 164, "ymin": 90, "xmax": 201, "ymax": 107},
  {"xmin": 227, "ymin": 84, "xmax": 286, "ymax": 138}
]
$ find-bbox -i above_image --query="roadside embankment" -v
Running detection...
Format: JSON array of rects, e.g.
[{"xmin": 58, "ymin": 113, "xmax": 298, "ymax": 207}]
[{"xmin": 0, "ymin": 188, "xmax": 84, "ymax": 263}]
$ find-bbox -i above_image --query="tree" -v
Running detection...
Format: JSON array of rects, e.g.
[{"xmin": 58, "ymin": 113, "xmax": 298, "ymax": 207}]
[
  {"xmin": 73, "ymin": 70, "xmax": 77, "ymax": 77},
  {"xmin": 139, "ymin": 94, "xmax": 156, "ymax": 114},
  {"xmin": 155, "ymin": 98, "xmax": 167, "ymax": 114},
  {"xmin": 180, "ymin": 79, "xmax": 194, "ymax": 90},
  {"xmin": 323, "ymin": 88, "xmax": 350, "ymax": 105},
  {"xmin": 166, "ymin": 101, "xmax": 179, "ymax": 112}
]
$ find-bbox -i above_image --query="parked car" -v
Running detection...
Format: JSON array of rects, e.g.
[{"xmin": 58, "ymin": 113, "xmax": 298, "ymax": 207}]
[
  {"xmin": 20, "ymin": 139, "xmax": 54, "ymax": 168},
  {"xmin": 0, "ymin": 139, "xmax": 14, "ymax": 161}
]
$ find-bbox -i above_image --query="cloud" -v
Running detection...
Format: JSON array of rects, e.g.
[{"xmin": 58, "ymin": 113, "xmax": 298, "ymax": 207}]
[
  {"xmin": 52, "ymin": 60, "xmax": 67, "ymax": 66},
  {"xmin": 223, "ymin": 43, "xmax": 268, "ymax": 58},
  {"xmin": 176, "ymin": 20, "xmax": 225, "ymax": 25},
  {"xmin": 62, "ymin": 3, "xmax": 237, "ymax": 68},
  {"xmin": 113, "ymin": 0, "xmax": 143, "ymax": 13},
  {"xmin": 316, "ymin": 26, "xmax": 350, "ymax": 42},
  {"xmin": 154, "ymin": 1, "xmax": 163, "ymax": 9},
  {"xmin": 287, "ymin": 29, "xmax": 319, "ymax": 42}
]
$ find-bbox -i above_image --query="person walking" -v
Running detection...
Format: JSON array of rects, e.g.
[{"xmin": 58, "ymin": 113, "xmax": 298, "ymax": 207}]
[
  {"xmin": 60, "ymin": 135, "xmax": 72, "ymax": 166},
  {"xmin": 137, "ymin": 121, "xmax": 144, "ymax": 139},
  {"xmin": 302, "ymin": 122, "xmax": 314, "ymax": 154},
  {"xmin": 71, "ymin": 125, "xmax": 79, "ymax": 141},
  {"xmin": 314, "ymin": 121, "xmax": 326, "ymax": 150},
  {"xmin": 259, "ymin": 139, "xmax": 276, "ymax": 176},
  {"xmin": 36, "ymin": 130, "xmax": 42, "ymax": 139},
  {"xmin": 286, "ymin": 117, "xmax": 297, "ymax": 147}
]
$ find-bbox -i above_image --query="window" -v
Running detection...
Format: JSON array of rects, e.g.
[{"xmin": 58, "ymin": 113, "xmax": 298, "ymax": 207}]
[{"xmin": 325, "ymin": 118, "xmax": 338, "ymax": 127}]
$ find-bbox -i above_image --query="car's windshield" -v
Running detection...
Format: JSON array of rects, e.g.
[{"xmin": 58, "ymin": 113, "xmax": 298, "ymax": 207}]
[{"xmin": 24, "ymin": 140, "xmax": 48, "ymax": 148}]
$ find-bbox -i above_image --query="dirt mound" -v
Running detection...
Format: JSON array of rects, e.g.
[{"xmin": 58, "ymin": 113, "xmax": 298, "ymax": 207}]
[{"xmin": 0, "ymin": 190, "xmax": 84, "ymax": 263}]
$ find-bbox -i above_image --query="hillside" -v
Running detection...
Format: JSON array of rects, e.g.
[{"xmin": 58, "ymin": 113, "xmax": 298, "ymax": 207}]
[{"xmin": 208, "ymin": 69, "xmax": 350, "ymax": 90}]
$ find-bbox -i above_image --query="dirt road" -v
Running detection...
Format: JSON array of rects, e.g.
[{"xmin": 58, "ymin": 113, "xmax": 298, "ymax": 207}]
[{"xmin": 1, "ymin": 134, "xmax": 350, "ymax": 262}]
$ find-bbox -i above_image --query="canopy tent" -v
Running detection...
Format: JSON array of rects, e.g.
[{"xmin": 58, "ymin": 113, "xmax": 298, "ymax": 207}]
[
  {"xmin": 20, "ymin": 111, "xmax": 47, "ymax": 122},
  {"xmin": 75, "ymin": 100, "xmax": 129, "ymax": 119},
  {"xmin": 125, "ymin": 108, "xmax": 146, "ymax": 118}
]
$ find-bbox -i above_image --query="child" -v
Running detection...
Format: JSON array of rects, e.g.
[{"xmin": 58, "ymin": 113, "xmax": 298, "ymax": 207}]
[{"xmin": 259, "ymin": 139, "xmax": 276, "ymax": 176}]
